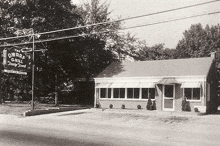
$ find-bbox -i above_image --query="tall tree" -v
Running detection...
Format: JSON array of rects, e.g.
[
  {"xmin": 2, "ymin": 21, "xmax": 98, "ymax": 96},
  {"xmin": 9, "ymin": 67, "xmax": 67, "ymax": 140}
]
[
  {"xmin": 175, "ymin": 23, "xmax": 220, "ymax": 59},
  {"xmin": 0, "ymin": 0, "xmax": 82, "ymax": 101},
  {"xmin": 0, "ymin": 0, "xmax": 122, "ymax": 102}
]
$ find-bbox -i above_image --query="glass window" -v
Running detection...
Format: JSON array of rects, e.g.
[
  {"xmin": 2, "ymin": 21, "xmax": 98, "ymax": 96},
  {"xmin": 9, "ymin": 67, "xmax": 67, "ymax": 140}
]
[
  {"xmin": 127, "ymin": 88, "xmax": 133, "ymax": 99},
  {"xmin": 142, "ymin": 88, "xmax": 148, "ymax": 99},
  {"xmin": 142, "ymin": 88, "xmax": 155, "ymax": 99},
  {"xmin": 108, "ymin": 88, "xmax": 111, "ymax": 98},
  {"xmin": 120, "ymin": 88, "xmax": 125, "ymax": 98},
  {"xmin": 149, "ymin": 88, "xmax": 155, "ymax": 99},
  {"xmin": 134, "ymin": 88, "xmax": 139, "ymax": 99},
  {"xmin": 165, "ymin": 85, "xmax": 173, "ymax": 97},
  {"xmin": 184, "ymin": 88, "xmax": 191, "ymax": 100},
  {"xmin": 113, "ymin": 88, "xmax": 119, "ymax": 98},
  {"xmin": 184, "ymin": 88, "xmax": 200, "ymax": 100},
  {"xmin": 100, "ymin": 88, "xmax": 106, "ymax": 98},
  {"xmin": 193, "ymin": 88, "xmax": 200, "ymax": 100}
]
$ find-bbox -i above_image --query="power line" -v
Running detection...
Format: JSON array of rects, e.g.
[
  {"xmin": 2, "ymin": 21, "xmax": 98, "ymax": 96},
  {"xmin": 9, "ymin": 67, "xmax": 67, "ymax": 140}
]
[
  {"xmin": 0, "ymin": 0, "xmax": 219, "ymax": 41},
  {"xmin": 1, "ymin": 10, "xmax": 220, "ymax": 48}
]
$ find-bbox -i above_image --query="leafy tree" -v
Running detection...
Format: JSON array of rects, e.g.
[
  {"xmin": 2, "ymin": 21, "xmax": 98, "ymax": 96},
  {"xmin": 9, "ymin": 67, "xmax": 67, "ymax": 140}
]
[
  {"xmin": 134, "ymin": 43, "xmax": 176, "ymax": 61},
  {"xmin": 0, "ymin": 0, "xmax": 80, "ymax": 102},
  {"xmin": 0, "ymin": 0, "xmax": 121, "ymax": 103},
  {"xmin": 175, "ymin": 23, "xmax": 220, "ymax": 59}
]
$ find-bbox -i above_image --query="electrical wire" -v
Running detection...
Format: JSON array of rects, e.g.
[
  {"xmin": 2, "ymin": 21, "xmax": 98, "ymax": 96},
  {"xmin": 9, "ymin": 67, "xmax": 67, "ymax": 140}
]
[
  {"xmin": 1, "ymin": 10, "xmax": 220, "ymax": 48},
  {"xmin": 0, "ymin": 0, "xmax": 219, "ymax": 41}
]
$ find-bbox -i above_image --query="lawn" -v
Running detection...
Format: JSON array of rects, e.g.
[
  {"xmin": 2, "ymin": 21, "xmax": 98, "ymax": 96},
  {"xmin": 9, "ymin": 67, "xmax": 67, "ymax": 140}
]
[{"xmin": 0, "ymin": 101, "xmax": 92, "ymax": 116}]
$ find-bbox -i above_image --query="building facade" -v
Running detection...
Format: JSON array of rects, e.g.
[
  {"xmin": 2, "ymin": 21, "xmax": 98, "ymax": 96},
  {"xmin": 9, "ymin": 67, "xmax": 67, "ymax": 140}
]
[{"xmin": 94, "ymin": 53, "xmax": 218, "ymax": 113}]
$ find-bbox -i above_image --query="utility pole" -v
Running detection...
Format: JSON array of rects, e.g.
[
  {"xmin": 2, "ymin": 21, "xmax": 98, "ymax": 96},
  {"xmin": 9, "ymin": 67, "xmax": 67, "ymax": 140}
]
[
  {"xmin": 31, "ymin": 33, "xmax": 35, "ymax": 110},
  {"xmin": 55, "ymin": 73, "xmax": 58, "ymax": 106}
]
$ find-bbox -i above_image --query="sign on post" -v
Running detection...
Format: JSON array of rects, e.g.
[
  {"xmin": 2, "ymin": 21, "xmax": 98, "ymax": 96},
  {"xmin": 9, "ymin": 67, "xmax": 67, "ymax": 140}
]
[{"xmin": 3, "ymin": 47, "xmax": 32, "ymax": 75}]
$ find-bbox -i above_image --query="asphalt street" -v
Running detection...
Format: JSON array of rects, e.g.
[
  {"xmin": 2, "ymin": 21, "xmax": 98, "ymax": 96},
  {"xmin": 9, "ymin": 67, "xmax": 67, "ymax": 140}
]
[{"xmin": 1, "ymin": 109, "xmax": 220, "ymax": 146}]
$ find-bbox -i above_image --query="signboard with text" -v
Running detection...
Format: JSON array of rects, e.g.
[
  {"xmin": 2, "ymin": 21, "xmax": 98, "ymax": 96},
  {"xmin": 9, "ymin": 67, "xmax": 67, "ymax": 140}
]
[{"xmin": 3, "ymin": 47, "xmax": 32, "ymax": 75}]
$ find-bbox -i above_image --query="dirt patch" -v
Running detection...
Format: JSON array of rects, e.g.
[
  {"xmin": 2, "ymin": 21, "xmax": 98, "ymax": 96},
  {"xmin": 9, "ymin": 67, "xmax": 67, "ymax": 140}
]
[{"xmin": 158, "ymin": 116, "xmax": 189, "ymax": 124}]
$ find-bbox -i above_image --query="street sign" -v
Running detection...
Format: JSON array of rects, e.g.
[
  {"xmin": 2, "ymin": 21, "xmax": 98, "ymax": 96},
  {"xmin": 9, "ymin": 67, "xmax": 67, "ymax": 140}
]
[
  {"xmin": 3, "ymin": 69, "xmax": 27, "ymax": 75},
  {"xmin": 3, "ymin": 47, "xmax": 32, "ymax": 74}
]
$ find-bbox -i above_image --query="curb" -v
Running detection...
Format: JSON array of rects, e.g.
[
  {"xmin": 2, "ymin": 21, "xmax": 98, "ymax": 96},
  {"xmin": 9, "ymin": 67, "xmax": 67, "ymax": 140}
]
[{"xmin": 23, "ymin": 107, "xmax": 89, "ymax": 116}]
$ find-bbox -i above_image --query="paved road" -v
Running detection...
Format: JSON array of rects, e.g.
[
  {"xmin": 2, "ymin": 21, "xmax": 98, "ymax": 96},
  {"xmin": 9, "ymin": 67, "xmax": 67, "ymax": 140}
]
[
  {"xmin": 0, "ymin": 110, "xmax": 153, "ymax": 146},
  {"xmin": 1, "ymin": 109, "xmax": 220, "ymax": 146}
]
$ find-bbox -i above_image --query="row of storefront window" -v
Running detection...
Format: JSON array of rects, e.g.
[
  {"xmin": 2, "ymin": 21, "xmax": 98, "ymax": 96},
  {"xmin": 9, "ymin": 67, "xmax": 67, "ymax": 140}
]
[
  {"xmin": 98, "ymin": 87, "xmax": 201, "ymax": 101},
  {"xmin": 100, "ymin": 88, "xmax": 155, "ymax": 99}
]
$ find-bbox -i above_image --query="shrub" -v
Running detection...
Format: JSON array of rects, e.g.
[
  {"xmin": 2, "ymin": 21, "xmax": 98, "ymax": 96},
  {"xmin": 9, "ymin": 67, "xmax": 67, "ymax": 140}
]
[
  {"xmin": 96, "ymin": 104, "xmax": 100, "ymax": 108},
  {"xmin": 137, "ymin": 105, "xmax": 141, "ymax": 109},
  {"xmin": 194, "ymin": 107, "xmax": 199, "ymax": 112},
  {"xmin": 182, "ymin": 97, "xmax": 191, "ymax": 111},
  {"xmin": 121, "ymin": 104, "xmax": 125, "ymax": 109},
  {"xmin": 147, "ymin": 98, "xmax": 152, "ymax": 110},
  {"xmin": 152, "ymin": 100, "xmax": 156, "ymax": 110},
  {"xmin": 109, "ymin": 104, "xmax": 113, "ymax": 109}
]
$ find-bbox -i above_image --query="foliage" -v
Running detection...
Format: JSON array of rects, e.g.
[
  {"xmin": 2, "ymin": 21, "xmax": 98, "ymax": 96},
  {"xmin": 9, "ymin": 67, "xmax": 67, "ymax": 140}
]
[
  {"xmin": 152, "ymin": 100, "xmax": 156, "ymax": 110},
  {"xmin": 176, "ymin": 23, "xmax": 220, "ymax": 59},
  {"xmin": 109, "ymin": 104, "xmax": 113, "ymax": 109},
  {"xmin": 146, "ymin": 97, "xmax": 152, "ymax": 110},
  {"xmin": 182, "ymin": 97, "xmax": 191, "ymax": 112},
  {"xmin": 135, "ymin": 43, "xmax": 176, "ymax": 61},
  {"xmin": 0, "ymin": 0, "xmax": 121, "ymax": 102}
]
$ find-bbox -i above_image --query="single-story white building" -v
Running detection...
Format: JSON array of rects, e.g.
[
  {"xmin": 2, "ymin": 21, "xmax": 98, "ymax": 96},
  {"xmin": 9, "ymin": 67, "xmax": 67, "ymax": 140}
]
[{"xmin": 94, "ymin": 53, "xmax": 218, "ymax": 113}]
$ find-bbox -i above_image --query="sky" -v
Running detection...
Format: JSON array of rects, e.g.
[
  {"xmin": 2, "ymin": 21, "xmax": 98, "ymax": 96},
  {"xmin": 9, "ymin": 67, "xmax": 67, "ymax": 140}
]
[{"xmin": 71, "ymin": 0, "xmax": 220, "ymax": 48}]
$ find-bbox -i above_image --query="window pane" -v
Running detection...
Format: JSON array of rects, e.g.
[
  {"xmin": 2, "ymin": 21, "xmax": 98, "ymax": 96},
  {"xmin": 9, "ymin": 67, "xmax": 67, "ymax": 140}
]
[
  {"xmin": 193, "ymin": 88, "xmax": 200, "ymax": 100},
  {"xmin": 127, "ymin": 88, "xmax": 133, "ymax": 99},
  {"xmin": 142, "ymin": 88, "xmax": 148, "ymax": 99},
  {"xmin": 164, "ymin": 99, "xmax": 173, "ymax": 108},
  {"xmin": 165, "ymin": 85, "xmax": 173, "ymax": 97},
  {"xmin": 113, "ymin": 88, "xmax": 119, "ymax": 98},
  {"xmin": 100, "ymin": 88, "xmax": 106, "ymax": 98},
  {"xmin": 120, "ymin": 88, "xmax": 125, "ymax": 98},
  {"xmin": 134, "ymin": 88, "xmax": 139, "ymax": 99},
  {"xmin": 149, "ymin": 88, "xmax": 155, "ymax": 99},
  {"xmin": 184, "ymin": 88, "xmax": 192, "ymax": 100},
  {"xmin": 108, "ymin": 88, "xmax": 111, "ymax": 98}
]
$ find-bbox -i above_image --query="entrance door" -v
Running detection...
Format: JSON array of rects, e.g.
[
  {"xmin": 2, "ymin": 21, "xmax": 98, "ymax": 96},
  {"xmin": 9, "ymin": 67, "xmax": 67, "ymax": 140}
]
[{"xmin": 163, "ymin": 85, "xmax": 175, "ymax": 111}]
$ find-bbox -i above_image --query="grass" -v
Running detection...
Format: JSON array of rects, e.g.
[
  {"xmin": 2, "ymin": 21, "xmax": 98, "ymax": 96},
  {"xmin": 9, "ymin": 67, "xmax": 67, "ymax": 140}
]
[{"xmin": 0, "ymin": 101, "xmax": 92, "ymax": 116}]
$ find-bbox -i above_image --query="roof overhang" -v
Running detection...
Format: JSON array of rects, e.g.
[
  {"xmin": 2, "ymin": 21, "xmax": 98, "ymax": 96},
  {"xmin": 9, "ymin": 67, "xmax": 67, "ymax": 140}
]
[
  {"xmin": 181, "ymin": 82, "xmax": 201, "ymax": 88},
  {"xmin": 157, "ymin": 77, "xmax": 179, "ymax": 84}
]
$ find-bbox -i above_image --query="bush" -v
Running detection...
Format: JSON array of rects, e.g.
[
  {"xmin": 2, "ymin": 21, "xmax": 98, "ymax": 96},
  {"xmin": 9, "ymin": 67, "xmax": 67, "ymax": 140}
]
[
  {"xmin": 152, "ymin": 100, "xmax": 156, "ymax": 110},
  {"xmin": 147, "ymin": 98, "xmax": 152, "ymax": 110},
  {"xmin": 194, "ymin": 107, "xmax": 199, "ymax": 112},
  {"xmin": 182, "ymin": 97, "xmax": 191, "ymax": 111},
  {"xmin": 96, "ymin": 104, "xmax": 100, "ymax": 108},
  {"xmin": 121, "ymin": 104, "xmax": 125, "ymax": 109},
  {"xmin": 137, "ymin": 105, "xmax": 141, "ymax": 109},
  {"xmin": 109, "ymin": 104, "xmax": 113, "ymax": 109}
]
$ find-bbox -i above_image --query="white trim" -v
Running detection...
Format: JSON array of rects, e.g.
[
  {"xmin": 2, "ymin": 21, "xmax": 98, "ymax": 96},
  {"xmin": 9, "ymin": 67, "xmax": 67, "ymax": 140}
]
[
  {"xmin": 95, "ymin": 76, "xmax": 206, "ymax": 85},
  {"xmin": 163, "ymin": 84, "xmax": 175, "ymax": 111},
  {"xmin": 181, "ymin": 82, "xmax": 201, "ymax": 88},
  {"xmin": 95, "ymin": 83, "xmax": 111, "ymax": 88},
  {"xmin": 123, "ymin": 82, "xmax": 140, "ymax": 88},
  {"xmin": 138, "ymin": 82, "xmax": 155, "ymax": 88},
  {"xmin": 110, "ymin": 82, "xmax": 125, "ymax": 88},
  {"xmin": 139, "ymin": 88, "xmax": 142, "ymax": 99},
  {"xmin": 95, "ymin": 75, "xmax": 206, "ymax": 80},
  {"xmin": 94, "ymin": 88, "xmax": 97, "ymax": 107},
  {"xmin": 99, "ymin": 98, "xmax": 156, "ymax": 101}
]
